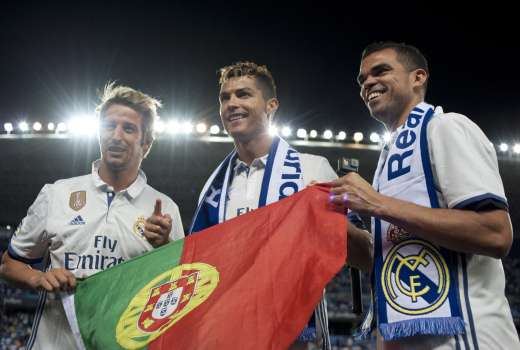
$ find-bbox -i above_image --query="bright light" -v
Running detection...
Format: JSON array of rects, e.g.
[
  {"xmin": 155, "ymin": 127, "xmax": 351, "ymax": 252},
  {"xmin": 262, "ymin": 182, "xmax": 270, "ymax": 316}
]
[
  {"xmin": 323, "ymin": 130, "xmax": 333, "ymax": 140},
  {"xmin": 499, "ymin": 143, "xmax": 509, "ymax": 152},
  {"xmin": 209, "ymin": 125, "xmax": 220, "ymax": 135},
  {"xmin": 296, "ymin": 128, "xmax": 307, "ymax": 138},
  {"xmin": 155, "ymin": 119, "xmax": 166, "ymax": 133},
  {"xmin": 57, "ymin": 122, "xmax": 67, "ymax": 132},
  {"xmin": 68, "ymin": 115, "xmax": 98, "ymax": 136},
  {"xmin": 196, "ymin": 122, "xmax": 207, "ymax": 134},
  {"xmin": 383, "ymin": 132, "xmax": 392, "ymax": 143},
  {"xmin": 336, "ymin": 131, "xmax": 347, "ymax": 141},
  {"xmin": 514, "ymin": 144, "xmax": 520, "ymax": 154},
  {"xmin": 370, "ymin": 132, "xmax": 380, "ymax": 143},
  {"xmin": 47, "ymin": 122, "xmax": 55, "ymax": 131},
  {"xmin": 33, "ymin": 122, "xmax": 42, "ymax": 131},
  {"xmin": 4, "ymin": 123, "xmax": 13, "ymax": 133},
  {"xmin": 353, "ymin": 132, "xmax": 364, "ymax": 142},
  {"xmin": 181, "ymin": 121, "xmax": 193, "ymax": 134},
  {"xmin": 309, "ymin": 129, "xmax": 318, "ymax": 138},
  {"xmin": 18, "ymin": 121, "xmax": 29, "ymax": 132},
  {"xmin": 281, "ymin": 126, "xmax": 292, "ymax": 137},
  {"xmin": 166, "ymin": 120, "xmax": 179, "ymax": 134},
  {"xmin": 269, "ymin": 124, "xmax": 278, "ymax": 136}
]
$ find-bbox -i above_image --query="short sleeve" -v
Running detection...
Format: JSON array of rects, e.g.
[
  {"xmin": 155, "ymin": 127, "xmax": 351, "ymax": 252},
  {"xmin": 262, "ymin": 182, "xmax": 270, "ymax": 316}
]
[
  {"xmin": 427, "ymin": 113, "xmax": 507, "ymax": 210},
  {"xmin": 8, "ymin": 184, "xmax": 52, "ymax": 264},
  {"xmin": 301, "ymin": 154, "xmax": 338, "ymax": 185}
]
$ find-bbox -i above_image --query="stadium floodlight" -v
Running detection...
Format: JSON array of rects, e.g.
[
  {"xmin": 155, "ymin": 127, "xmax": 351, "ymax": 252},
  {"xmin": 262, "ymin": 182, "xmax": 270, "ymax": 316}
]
[
  {"xmin": 196, "ymin": 122, "xmax": 207, "ymax": 134},
  {"xmin": 209, "ymin": 124, "xmax": 221, "ymax": 135},
  {"xmin": 4, "ymin": 122, "xmax": 13, "ymax": 133},
  {"xmin": 68, "ymin": 115, "xmax": 98, "ymax": 137},
  {"xmin": 370, "ymin": 132, "xmax": 380, "ymax": 143},
  {"xmin": 18, "ymin": 121, "xmax": 29, "ymax": 132},
  {"xmin": 296, "ymin": 128, "xmax": 307, "ymax": 138},
  {"xmin": 499, "ymin": 143, "xmax": 509, "ymax": 152},
  {"xmin": 33, "ymin": 122, "xmax": 42, "ymax": 131},
  {"xmin": 513, "ymin": 144, "xmax": 520, "ymax": 154},
  {"xmin": 57, "ymin": 122, "xmax": 67, "ymax": 132},
  {"xmin": 323, "ymin": 130, "xmax": 333, "ymax": 140},
  {"xmin": 309, "ymin": 129, "xmax": 318, "ymax": 139},
  {"xmin": 382, "ymin": 131, "xmax": 392, "ymax": 143},
  {"xmin": 281, "ymin": 126, "xmax": 292, "ymax": 137},
  {"xmin": 47, "ymin": 122, "xmax": 55, "ymax": 131},
  {"xmin": 166, "ymin": 120, "xmax": 180, "ymax": 134},
  {"xmin": 154, "ymin": 119, "xmax": 166, "ymax": 133},
  {"xmin": 336, "ymin": 131, "xmax": 347, "ymax": 141},
  {"xmin": 269, "ymin": 124, "xmax": 278, "ymax": 136},
  {"xmin": 181, "ymin": 121, "xmax": 193, "ymax": 134},
  {"xmin": 353, "ymin": 132, "xmax": 364, "ymax": 143}
]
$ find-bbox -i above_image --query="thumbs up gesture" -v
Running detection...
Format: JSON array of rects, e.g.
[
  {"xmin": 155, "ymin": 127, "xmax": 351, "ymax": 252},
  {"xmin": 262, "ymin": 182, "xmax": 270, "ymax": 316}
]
[{"xmin": 144, "ymin": 199, "xmax": 172, "ymax": 248}]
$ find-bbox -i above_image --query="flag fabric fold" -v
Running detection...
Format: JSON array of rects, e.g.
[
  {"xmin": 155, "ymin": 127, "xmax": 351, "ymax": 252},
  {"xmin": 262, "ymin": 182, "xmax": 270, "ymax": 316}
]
[{"xmin": 64, "ymin": 184, "xmax": 347, "ymax": 350}]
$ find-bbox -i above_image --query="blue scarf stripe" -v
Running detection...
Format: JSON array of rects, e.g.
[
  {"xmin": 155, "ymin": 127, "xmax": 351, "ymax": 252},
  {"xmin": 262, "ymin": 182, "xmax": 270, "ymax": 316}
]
[
  {"xmin": 420, "ymin": 109, "xmax": 465, "ymax": 321},
  {"xmin": 259, "ymin": 136, "xmax": 280, "ymax": 207},
  {"xmin": 374, "ymin": 219, "xmax": 388, "ymax": 324}
]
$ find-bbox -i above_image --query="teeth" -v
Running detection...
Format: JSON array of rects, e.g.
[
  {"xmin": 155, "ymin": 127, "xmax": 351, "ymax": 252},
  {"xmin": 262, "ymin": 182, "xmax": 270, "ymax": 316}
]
[
  {"xmin": 229, "ymin": 114, "xmax": 246, "ymax": 121},
  {"xmin": 368, "ymin": 92, "xmax": 383, "ymax": 101}
]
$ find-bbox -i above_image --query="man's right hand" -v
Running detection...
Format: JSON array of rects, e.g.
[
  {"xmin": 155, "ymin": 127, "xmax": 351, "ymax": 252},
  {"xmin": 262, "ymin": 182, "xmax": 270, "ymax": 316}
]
[{"xmin": 29, "ymin": 268, "xmax": 76, "ymax": 292}]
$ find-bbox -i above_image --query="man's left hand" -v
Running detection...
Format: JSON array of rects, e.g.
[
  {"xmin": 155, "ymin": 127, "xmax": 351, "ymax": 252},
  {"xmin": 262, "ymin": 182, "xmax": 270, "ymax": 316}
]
[
  {"xmin": 330, "ymin": 172, "xmax": 385, "ymax": 217},
  {"xmin": 144, "ymin": 199, "xmax": 172, "ymax": 248}
]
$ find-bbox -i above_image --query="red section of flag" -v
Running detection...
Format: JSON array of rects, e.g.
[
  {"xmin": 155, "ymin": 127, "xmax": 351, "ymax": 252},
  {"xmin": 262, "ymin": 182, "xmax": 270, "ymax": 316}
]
[{"xmin": 150, "ymin": 184, "xmax": 347, "ymax": 350}]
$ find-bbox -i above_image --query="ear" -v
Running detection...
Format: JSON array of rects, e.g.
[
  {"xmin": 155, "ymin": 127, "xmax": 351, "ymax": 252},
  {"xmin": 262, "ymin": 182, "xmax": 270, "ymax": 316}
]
[
  {"xmin": 266, "ymin": 98, "xmax": 279, "ymax": 117},
  {"xmin": 412, "ymin": 68, "xmax": 428, "ymax": 90},
  {"xmin": 141, "ymin": 140, "xmax": 152, "ymax": 159}
]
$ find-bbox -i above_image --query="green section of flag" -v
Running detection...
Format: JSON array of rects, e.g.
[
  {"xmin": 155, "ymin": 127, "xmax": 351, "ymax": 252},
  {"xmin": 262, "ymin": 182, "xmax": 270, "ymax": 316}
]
[{"xmin": 74, "ymin": 239, "xmax": 184, "ymax": 350}]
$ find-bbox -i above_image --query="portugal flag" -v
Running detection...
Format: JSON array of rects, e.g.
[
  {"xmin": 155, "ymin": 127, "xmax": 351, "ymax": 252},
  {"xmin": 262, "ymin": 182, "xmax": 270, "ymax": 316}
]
[{"xmin": 63, "ymin": 185, "xmax": 347, "ymax": 350}]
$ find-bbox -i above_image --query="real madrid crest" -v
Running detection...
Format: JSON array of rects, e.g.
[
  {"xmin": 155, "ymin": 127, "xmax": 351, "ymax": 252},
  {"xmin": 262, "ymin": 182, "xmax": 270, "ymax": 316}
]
[
  {"xmin": 133, "ymin": 216, "xmax": 146, "ymax": 239},
  {"xmin": 381, "ymin": 239, "xmax": 450, "ymax": 315},
  {"xmin": 116, "ymin": 263, "xmax": 219, "ymax": 349},
  {"xmin": 69, "ymin": 191, "xmax": 86, "ymax": 211}
]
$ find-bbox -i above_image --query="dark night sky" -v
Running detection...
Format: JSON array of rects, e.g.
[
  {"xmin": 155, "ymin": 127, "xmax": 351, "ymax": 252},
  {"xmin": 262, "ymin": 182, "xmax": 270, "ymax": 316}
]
[{"xmin": 1, "ymin": 2, "xmax": 519, "ymax": 142}]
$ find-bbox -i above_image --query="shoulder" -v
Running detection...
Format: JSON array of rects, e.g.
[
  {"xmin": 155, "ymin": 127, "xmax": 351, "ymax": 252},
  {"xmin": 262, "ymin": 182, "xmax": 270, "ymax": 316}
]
[
  {"xmin": 40, "ymin": 174, "xmax": 92, "ymax": 198},
  {"xmin": 299, "ymin": 153, "xmax": 337, "ymax": 182},
  {"xmin": 299, "ymin": 153, "xmax": 332, "ymax": 165},
  {"xmin": 52, "ymin": 173, "xmax": 92, "ymax": 188},
  {"xmin": 428, "ymin": 112, "xmax": 489, "ymax": 142}
]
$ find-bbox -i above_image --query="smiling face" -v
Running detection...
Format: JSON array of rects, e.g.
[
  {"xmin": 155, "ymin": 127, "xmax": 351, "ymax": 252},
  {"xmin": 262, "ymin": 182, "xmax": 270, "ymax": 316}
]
[
  {"xmin": 99, "ymin": 103, "xmax": 150, "ymax": 174},
  {"xmin": 358, "ymin": 48, "xmax": 427, "ymax": 130},
  {"xmin": 218, "ymin": 75, "xmax": 278, "ymax": 143}
]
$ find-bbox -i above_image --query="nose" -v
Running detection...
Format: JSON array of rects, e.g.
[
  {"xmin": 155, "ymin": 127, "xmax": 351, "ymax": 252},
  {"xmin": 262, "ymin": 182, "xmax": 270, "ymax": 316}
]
[
  {"xmin": 361, "ymin": 75, "xmax": 377, "ymax": 99},
  {"xmin": 110, "ymin": 124, "xmax": 125, "ymax": 141}
]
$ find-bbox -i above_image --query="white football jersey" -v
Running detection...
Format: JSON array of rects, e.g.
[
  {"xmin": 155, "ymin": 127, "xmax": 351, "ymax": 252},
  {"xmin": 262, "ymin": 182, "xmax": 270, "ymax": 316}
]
[{"xmin": 8, "ymin": 161, "xmax": 184, "ymax": 350}]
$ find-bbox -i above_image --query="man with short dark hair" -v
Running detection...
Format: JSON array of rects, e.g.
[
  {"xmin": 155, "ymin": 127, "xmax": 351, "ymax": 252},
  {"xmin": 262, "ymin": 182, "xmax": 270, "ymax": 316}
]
[
  {"xmin": 331, "ymin": 41, "xmax": 519, "ymax": 349},
  {"xmin": 190, "ymin": 61, "xmax": 337, "ymax": 349},
  {"xmin": 0, "ymin": 83, "xmax": 184, "ymax": 349}
]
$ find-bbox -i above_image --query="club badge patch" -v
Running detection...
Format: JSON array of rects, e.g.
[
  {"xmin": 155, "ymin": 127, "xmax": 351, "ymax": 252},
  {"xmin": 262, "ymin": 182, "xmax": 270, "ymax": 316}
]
[
  {"xmin": 69, "ymin": 191, "xmax": 86, "ymax": 211},
  {"xmin": 133, "ymin": 216, "xmax": 146, "ymax": 239},
  {"xmin": 381, "ymin": 239, "xmax": 450, "ymax": 315},
  {"xmin": 116, "ymin": 262, "xmax": 219, "ymax": 349}
]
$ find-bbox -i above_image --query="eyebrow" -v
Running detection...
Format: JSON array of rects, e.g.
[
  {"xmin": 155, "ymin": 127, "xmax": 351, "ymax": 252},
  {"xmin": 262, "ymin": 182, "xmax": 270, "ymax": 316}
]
[
  {"xmin": 357, "ymin": 63, "xmax": 392, "ymax": 85},
  {"xmin": 219, "ymin": 87, "xmax": 254, "ymax": 99}
]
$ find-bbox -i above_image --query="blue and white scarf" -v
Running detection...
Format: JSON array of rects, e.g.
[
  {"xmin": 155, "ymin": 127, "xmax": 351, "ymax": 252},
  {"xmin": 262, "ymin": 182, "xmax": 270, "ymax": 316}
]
[{"xmin": 372, "ymin": 102, "xmax": 465, "ymax": 340}]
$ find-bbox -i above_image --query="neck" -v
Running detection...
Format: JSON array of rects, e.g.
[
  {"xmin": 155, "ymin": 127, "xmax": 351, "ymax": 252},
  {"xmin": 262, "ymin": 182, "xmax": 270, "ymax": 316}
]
[
  {"xmin": 234, "ymin": 133, "xmax": 273, "ymax": 165},
  {"xmin": 98, "ymin": 162, "xmax": 139, "ymax": 192},
  {"xmin": 385, "ymin": 97, "xmax": 424, "ymax": 132}
]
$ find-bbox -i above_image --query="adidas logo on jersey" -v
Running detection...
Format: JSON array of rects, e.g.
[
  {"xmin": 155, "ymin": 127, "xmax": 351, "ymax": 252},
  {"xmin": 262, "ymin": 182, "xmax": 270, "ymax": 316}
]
[{"xmin": 69, "ymin": 215, "xmax": 86, "ymax": 225}]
